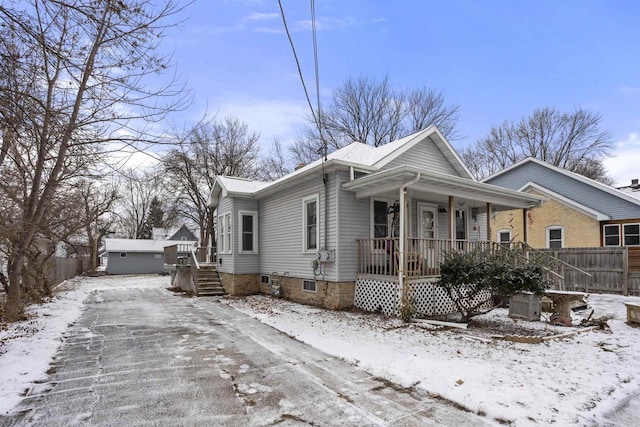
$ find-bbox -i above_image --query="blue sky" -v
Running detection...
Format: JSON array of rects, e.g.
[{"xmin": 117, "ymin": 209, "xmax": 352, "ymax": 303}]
[{"xmin": 163, "ymin": 0, "xmax": 640, "ymax": 184}]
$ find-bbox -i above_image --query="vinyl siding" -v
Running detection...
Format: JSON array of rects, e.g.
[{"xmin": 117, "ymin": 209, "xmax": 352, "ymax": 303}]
[
  {"xmin": 234, "ymin": 198, "xmax": 260, "ymax": 274},
  {"xmin": 486, "ymin": 162, "xmax": 640, "ymax": 220},
  {"xmin": 380, "ymin": 135, "xmax": 461, "ymax": 176},
  {"xmin": 259, "ymin": 173, "xmax": 336, "ymax": 281},
  {"xmin": 106, "ymin": 252, "xmax": 164, "ymax": 274},
  {"xmin": 338, "ymin": 170, "xmax": 370, "ymax": 281},
  {"xmin": 216, "ymin": 197, "xmax": 234, "ymax": 273}
]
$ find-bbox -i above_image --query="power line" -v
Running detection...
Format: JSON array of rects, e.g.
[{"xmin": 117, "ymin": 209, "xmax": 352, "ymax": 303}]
[{"xmin": 277, "ymin": 0, "xmax": 317, "ymax": 126}]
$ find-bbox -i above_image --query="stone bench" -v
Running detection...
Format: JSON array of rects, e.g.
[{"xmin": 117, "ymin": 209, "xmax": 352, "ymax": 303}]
[{"xmin": 625, "ymin": 303, "xmax": 640, "ymax": 325}]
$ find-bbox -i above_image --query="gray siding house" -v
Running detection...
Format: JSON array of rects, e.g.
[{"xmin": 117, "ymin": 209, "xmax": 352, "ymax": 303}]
[
  {"xmin": 208, "ymin": 126, "xmax": 543, "ymax": 315},
  {"xmin": 105, "ymin": 238, "xmax": 197, "ymax": 275}
]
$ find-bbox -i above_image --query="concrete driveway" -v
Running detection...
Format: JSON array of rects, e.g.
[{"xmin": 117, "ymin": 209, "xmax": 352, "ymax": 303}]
[{"xmin": 1, "ymin": 279, "xmax": 491, "ymax": 426}]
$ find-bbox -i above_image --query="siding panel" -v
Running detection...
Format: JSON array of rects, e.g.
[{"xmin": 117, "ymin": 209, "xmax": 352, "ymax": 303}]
[
  {"xmin": 259, "ymin": 175, "xmax": 333, "ymax": 280},
  {"xmin": 381, "ymin": 135, "xmax": 461, "ymax": 176},
  {"xmin": 486, "ymin": 162, "xmax": 640, "ymax": 220}
]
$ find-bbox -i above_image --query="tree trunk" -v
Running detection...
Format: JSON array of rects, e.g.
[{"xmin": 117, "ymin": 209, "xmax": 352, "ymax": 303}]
[{"xmin": 6, "ymin": 252, "xmax": 24, "ymax": 322}]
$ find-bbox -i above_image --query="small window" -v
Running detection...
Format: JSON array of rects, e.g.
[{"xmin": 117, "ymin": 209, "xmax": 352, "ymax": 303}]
[
  {"xmin": 181, "ymin": 236, "xmax": 188, "ymax": 241},
  {"xmin": 239, "ymin": 211, "xmax": 258, "ymax": 253},
  {"xmin": 498, "ymin": 230, "xmax": 511, "ymax": 243},
  {"xmin": 603, "ymin": 224, "xmax": 621, "ymax": 246},
  {"xmin": 154, "ymin": 253, "xmax": 162, "ymax": 259},
  {"xmin": 624, "ymin": 224, "xmax": 640, "ymax": 246},
  {"xmin": 547, "ymin": 226, "xmax": 563, "ymax": 249},
  {"xmin": 261, "ymin": 275, "xmax": 270, "ymax": 284},
  {"xmin": 303, "ymin": 195, "xmax": 319, "ymax": 252},
  {"xmin": 120, "ymin": 252, "xmax": 127, "ymax": 258},
  {"xmin": 302, "ymin": 280, "xmax": 317, "ymax": 292},
  {"xmin": 373, "ymin": 200, "xmax": 389, "ymax": 239}
]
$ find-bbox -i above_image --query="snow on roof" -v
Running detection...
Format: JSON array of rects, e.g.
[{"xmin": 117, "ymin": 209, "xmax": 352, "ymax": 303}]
[
  {"xmin": 104, "ymin": 238, "xmax": 196, "ymax": 253},
  {"xmin": 213, "ymin": 128, "xmax": 434, "ymax": 200},
  {"xmin": 217, "ymin": 176, "xmax": 271, "ymax": 194}
]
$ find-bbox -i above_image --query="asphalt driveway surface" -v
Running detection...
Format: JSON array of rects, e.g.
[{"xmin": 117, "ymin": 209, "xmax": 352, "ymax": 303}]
[{"xmin": 1, "ymin": 277, "xmax": 491, "ymax": 426}]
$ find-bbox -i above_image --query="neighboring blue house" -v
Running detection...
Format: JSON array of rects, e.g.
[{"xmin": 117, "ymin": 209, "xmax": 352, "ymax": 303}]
[
  {"xmin": 152, "ymin": 224, "xmax": 199, "ymax": 242},
  {"xmin": 104, "ymin": 238, "xmax": 197, "ymax": 275},
  {"xmin": 208, "ymin": 126, "xmax": 543, "ymax": 315}
]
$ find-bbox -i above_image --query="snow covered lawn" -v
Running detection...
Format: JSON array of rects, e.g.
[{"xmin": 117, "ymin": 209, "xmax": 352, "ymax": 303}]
[{"xmin": 222, "ymin": 293, "xmax": 640, "ymax": 426}]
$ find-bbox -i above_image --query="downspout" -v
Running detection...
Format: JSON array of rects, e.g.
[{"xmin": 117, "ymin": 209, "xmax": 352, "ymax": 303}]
[{"xmin": 399, "ymin": 173, "xmax": 421, "ymax": 309}]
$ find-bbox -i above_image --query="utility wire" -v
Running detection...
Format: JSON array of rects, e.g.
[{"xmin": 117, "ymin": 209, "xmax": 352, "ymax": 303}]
[
  {"xmin": 277, "ymin": 0, "xmax": 318, "ymax": 129},
  {"xmin": 310, "ymin": 0, "xmax": 326, "ymax": 161}
]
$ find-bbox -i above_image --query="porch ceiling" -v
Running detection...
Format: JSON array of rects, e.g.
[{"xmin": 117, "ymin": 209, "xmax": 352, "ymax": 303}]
[{"xmin": 342, "ymin": 165, "xmax": 544, "ymax": 210}]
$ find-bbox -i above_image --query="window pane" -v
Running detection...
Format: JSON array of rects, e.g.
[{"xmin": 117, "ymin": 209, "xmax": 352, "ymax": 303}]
[
  {"xmin": 499, "ymin": 232, "xmax": 510, "ymax": 242},
  {"xmin": 308, "ymin": 224, "xmax": 317, "ymax": 249},
  {"xmin": 549, "ymin": 229, "xmax": 562, "ymax": 240},
  {"xmin": 242, "ymin": 233, "xmax": 253, "ymax": 251},
  {"xmin": 624, "ymin": 235, "xmax": 640, "ymax": 246},
  {"xmin": 604, "ymin": 226, "xmax": 619, "ymax": 237},
  {"xmin": 243, "ymin": 215, "xmax": 253, "ymax": 233},
  {"xmin": 549, "ymin": 240, "xmax": 562, "ymax": 249},
  {"xmin": 307, "ymin": 201, "xmax": 317, "ymax": 225},
  {"xmin": 624, "ymin": 224, "xmax": 639, "ymax": 235},
  {"xmin": 605, "ymin": 236, "xmax": 619, "ymax": 246},
  {"xmin": 455, "ymin": 210, "xmax": 466, "ymax": 240}
]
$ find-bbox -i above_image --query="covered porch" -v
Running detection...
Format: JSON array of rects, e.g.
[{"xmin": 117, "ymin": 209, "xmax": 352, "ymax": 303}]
[
  {"xmin": 345, "ymin": 165, "xmax": 544, "ymax": 280},
  {"xmin": 343, "ymin": 165, "xmax": 544, "ymax": 316}
]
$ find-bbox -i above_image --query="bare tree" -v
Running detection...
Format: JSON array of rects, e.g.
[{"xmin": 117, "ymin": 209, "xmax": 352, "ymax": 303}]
[
  {"xmin": 257, "ymin": 139, "xmax": 291, "ymax": 181},
  {"xmin": 462, "ymin": 107, "xmax": 613, "ymax": 182},
  {"xmin": 0, "ymin": 0, "xmax": 190, "ymax": 321},
  {"xmin": 163, "ymin": 116, "xmax": 261, "ymax": 247},
  {"xmin": 291, "ymin": 75, "xmax": 460, "ymax": 164},
  {"xmin": 115, "ymin": 168, "xmax": 169, "ymax": 239}
]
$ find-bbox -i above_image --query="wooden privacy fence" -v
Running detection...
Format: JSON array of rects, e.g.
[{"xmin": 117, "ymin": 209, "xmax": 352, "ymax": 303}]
[
  {"xmin": 46, "ymin": 257, "xmax": 91, "ymax": 288},
  {"xmin": 538, "ymin": 247, "xmax": 640, "ymax": 296}
]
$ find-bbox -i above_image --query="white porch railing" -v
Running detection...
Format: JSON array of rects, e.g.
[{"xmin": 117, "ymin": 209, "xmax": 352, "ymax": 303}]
[{"xmin": 356, "ymin": 238, "xmax": 499, "ymax": 278}]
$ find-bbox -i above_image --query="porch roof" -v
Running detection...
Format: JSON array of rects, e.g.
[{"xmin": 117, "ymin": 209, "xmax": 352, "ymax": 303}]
[{"xmin": 342, "ymin": 165, "xmax": 545, "ymax": 210}]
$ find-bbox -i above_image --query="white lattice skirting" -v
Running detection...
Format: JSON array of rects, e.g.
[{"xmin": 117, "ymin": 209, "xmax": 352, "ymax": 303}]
[{"xmin": 355, "ymin": 277, "xmax": 492, "ymax": 317}]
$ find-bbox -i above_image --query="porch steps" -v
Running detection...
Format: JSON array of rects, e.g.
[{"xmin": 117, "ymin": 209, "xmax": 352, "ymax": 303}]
[{"xmin": 195, "ymin": 264, "xmax": 225, "ymax": 297}]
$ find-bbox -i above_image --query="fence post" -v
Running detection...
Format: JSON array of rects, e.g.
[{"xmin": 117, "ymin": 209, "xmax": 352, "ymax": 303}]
[{"xmin": 623, "ymin": 246, "xmax": 629, "ymax": 296}]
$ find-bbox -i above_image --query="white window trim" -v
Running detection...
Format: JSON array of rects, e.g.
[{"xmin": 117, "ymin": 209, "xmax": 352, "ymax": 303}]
[
  {"xmin": 546, "ymin": 225, "xmax": 564, "ymax": 249},
  {"xmin": 370, "ymin": 198, "xmax": 396, "ymax": 239},
  {"xmin": 302, "ymin": 194, "xmax": 320, "ymax": 253},
  {"xmin": 238, "ymin": 210, "xmax": 258, "ymax": 254},
  {"xmin": 302, "ymin": 279, "xmax": 317, "ymax": 293},
  {"xmin": 455, "ymin": 208, "xmax": 468, "ymax": 241},
  {"xmin": 623, "ymin": 223, "xmax": 640, "ymax": 247},
  {"xmin": 603, "ymin": 224, "xmax": 621, "ymax": 247},
  {"xmin": 497, "ymin": 229, "xmax": 511, "ymax": 243},
  {"xmin": 219, "ymin": 213, "xmax": 232, "ymax": 254}
]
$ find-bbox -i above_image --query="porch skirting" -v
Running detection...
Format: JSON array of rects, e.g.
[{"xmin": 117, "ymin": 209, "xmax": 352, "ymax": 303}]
[{"xmin": 354, "ymin": 275, "xmax": 492, "ymax": 317}]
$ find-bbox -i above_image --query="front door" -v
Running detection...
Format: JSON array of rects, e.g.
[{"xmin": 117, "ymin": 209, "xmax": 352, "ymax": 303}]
[
  {"xmin": 417, "ymin": 204, "xmax": 437, "ymax": 239},
  {"xmin": 417, "ymin": 204, "xmax": 437, "ymax": 273}
]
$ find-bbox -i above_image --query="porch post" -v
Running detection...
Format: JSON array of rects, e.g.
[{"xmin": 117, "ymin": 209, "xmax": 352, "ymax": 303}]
[
  {"xmin": 522, "ymin": 208, "xmax": 529, "ymax": 244},
  {"xmin": 486, "ymin": 203, "xmax": 492, "ymax": 241},
  {"xmin": 399, "ymin": 187, "xmax": 406, "ymax": 299},
  {"xmin": 448, "ymin": 196, "xmax": 455, "ymax": 241}
]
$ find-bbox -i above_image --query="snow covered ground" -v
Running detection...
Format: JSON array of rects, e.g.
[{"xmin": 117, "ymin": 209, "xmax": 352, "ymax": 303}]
[
  {"xmin": 221, "ymin": 293, "xmax": 640, "ymax": 426},
  {"xmin": 1, "ymin": 275, "xmax": 639, "ymax": 426}
]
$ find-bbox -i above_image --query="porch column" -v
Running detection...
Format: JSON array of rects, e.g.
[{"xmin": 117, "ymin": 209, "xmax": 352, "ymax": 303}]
[
  {"xmin": 448, "ymin": 196, "xmax": 455, "ymax": 240},
  {"xmin": 523, "ymin": 208, "xmax": 529, "ymax": 244},
  {"xmin": 486, "ymin": 203, "xmax": 492, "ymax": 241}
]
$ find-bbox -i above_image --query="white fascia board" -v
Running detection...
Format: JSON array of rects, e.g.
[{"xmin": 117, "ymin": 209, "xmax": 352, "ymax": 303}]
[
  {"xmin": 519, "ymin": 182, "xmax": 611, "ymax": 221},
  {"xmin": 343, "ymin": 165, "xmax": 544, "ymax": 207}
]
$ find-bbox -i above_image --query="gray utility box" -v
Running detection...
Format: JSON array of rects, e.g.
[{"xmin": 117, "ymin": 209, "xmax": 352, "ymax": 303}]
[{"xmin": 509, "ymin": 293, "xmax": 542, "ymax": 321}]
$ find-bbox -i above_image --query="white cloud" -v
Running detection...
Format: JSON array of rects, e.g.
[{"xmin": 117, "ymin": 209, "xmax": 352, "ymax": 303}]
[
  {"xmin": 604, "ymin": 132, "xmax": 640, "ymax": 186},
  {"xmin": 295, "ymin": 16, "xmax": 357, "ymax": 32},
  {"xmin": 213, "ymin": 96, "xmax": 309, "ymax": 149},
  {"xmin": 243, "ymin": 12, "xmax": 279, "ymax": 22}
]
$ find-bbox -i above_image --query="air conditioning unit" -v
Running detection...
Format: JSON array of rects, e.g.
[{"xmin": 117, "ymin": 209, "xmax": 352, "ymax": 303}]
[{"xmin": 509, "ymin": 293, "xmax": 541, "ymax": 321}]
